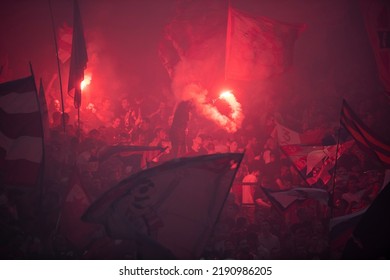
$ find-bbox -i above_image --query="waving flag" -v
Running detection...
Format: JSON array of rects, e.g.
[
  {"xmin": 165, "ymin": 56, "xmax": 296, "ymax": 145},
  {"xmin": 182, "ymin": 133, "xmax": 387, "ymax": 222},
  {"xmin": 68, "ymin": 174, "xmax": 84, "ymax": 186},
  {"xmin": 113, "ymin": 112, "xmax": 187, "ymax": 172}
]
[
  {"xmin": 0, "ymin": 76, "xmax": 43, "ymax": 187},
  {"xmin": 225, "ymin": 7, "xmax": 305, "ymax": 80},
  {"xmin": 262, "ymin": 187, "xmax": 329, "ymax": 211},
  {"xmin": 274, "ymin": 122, "xmax": 302, "ymax": 146},
  {"xmin": 68, "ymin": 0, "xmax": 88, "ymax": 109},
  {"xmin": 281, "ymin": 141, "xmax": 354, "ymax": 187},
  {"xmin": 360, "ymin": 0, "xmax": 390, "ymax": 95},
  {"xmin": 341, "ymin": 100, "xmax": 390, "ymax": 168},
  {"xmin": 82, "ymin": 153, "xmax": 243, "ymax": 259}
]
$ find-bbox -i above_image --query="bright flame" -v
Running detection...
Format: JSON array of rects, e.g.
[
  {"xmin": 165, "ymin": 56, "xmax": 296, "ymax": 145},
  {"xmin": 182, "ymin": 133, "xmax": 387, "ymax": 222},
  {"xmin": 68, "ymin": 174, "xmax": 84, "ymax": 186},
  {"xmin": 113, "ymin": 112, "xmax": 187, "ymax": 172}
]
[
  {"xmin": 184, "ymin": 84, "xmax": 244, "ymax": 133},
  {"xmin": 80, "ymin": 74, "xmax": 92, "ymax": 91},
  {"xmin": 219, "ymin": 90, "xmax": 234, "ymax": 100},
  {"xmin": 218, "ymin": 90, "xmax": 242, "ymax": 121}
]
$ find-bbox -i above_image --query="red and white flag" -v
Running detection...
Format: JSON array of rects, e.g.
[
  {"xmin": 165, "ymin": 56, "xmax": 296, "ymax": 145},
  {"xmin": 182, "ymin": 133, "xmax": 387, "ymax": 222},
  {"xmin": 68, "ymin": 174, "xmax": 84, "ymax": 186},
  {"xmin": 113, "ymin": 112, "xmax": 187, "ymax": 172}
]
[
  {"xmin": 273, "ymin": 122, "xmax": 302, "ymax": 146},
  {"xmin": 281, "ymin": 141, "xmax": 354, "ymax": 187},
  {"xmin": 225, "ymin": 7, "xmax": 305, "ymax": 80},
  {"xmin": 274, "ymin": 122, "xmax": 327, "ymax": 146},
  {"xmin": 0, "ymin": 76, "xmax": 43, "ymax": 187}
]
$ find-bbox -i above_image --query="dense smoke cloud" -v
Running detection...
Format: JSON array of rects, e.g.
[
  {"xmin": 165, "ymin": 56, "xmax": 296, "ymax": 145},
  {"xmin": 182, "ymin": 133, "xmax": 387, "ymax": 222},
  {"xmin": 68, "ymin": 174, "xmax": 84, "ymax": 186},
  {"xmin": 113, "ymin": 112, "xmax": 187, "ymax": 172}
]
[{"xmin": 0, "ymin": 0, "xmax": 385, "ymax": 131}]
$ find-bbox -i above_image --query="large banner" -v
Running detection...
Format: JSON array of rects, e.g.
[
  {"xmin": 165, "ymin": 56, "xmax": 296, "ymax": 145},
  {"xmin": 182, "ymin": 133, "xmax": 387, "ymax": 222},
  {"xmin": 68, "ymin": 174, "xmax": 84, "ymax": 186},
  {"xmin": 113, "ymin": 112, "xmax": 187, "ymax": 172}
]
[{"xmin": 225, "ymin": 7, "xmax": 305, "ymax": 80}]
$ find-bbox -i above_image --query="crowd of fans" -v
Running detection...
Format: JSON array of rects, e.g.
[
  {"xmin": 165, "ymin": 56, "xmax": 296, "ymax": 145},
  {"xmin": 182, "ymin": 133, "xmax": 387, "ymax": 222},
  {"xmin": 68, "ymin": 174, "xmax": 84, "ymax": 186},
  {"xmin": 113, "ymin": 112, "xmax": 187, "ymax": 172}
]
[{"xmin": 0, "ymin": 85, "xmax": 388, "ymax": 259}]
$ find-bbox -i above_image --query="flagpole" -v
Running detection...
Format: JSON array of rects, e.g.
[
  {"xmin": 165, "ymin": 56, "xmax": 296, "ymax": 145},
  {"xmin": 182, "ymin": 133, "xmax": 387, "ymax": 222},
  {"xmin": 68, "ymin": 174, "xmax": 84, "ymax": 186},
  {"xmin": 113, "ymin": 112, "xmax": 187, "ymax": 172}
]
[{"xmin": 48, "ymin": 0, "xmax": 66, "ymax": 133}]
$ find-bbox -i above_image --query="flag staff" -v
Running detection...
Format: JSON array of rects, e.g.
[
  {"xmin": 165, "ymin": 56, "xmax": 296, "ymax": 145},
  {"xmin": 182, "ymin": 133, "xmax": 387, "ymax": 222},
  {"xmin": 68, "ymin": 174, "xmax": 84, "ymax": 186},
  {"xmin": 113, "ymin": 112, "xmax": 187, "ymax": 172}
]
[{"xmin": 48, "ymin": 0, "xmax": 66, "ymax": 133}]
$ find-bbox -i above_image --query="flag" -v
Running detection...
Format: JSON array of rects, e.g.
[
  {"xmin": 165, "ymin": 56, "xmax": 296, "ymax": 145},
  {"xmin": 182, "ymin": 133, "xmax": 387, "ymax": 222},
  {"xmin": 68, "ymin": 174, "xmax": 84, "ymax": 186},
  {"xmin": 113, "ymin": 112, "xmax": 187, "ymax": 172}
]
[
  {"xmin": 225, "ymin": 7, "xmax": 305, "ymax": 80},
  {"xmin": 280, "ymin": 141, "xmax": 354, "ymax": 187},
  {"xmin": 82, "ymin": 153, "xmax": 244, "ymax": 259},
  {"xmin": 340, "ymin": 100, "xmax": 390, "ymax": 168},
  {"xmin": 274, "ymin": 122, "xmax": 301, "ymax": 146},
  {"xmin": 360, "ymin": 0, "xmax": 390, "ymax": 95},
  {"xmin": 273, "ymin": 122, "xmax": 327, "ymax": 146},
  {"xmin": 58, "ymin": 23, "xmax": 73, "ymax": 63},
  {"xmin": 68, "ymin": 0, "xmax": 88, "ymax": 109},
  {"xmin": 0, "ymin": 76, "xmax": 43, "ymax": 187},
  {"xmin": 262, "ymin": 187, "xmax": 329, "ymax": 211}
]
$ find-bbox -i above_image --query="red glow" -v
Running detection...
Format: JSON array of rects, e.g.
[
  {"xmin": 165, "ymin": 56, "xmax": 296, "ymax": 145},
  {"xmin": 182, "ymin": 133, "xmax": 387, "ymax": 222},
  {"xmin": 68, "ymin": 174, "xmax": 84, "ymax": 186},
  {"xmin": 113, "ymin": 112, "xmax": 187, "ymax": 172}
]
[
  {"xmin": 218, "ymin": 90, "xmax": 242, "ymax": 121},
  {"xmin": 80, "ymin": 73, "xmax": 92, "ymax": 91}
]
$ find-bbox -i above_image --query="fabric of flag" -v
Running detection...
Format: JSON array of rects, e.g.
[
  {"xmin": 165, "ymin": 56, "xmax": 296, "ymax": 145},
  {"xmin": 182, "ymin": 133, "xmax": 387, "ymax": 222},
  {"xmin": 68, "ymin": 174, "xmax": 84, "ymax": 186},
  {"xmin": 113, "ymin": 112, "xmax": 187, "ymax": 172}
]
[
  {"xmin": 58, "ymin": 23, "xmax": 73, "ymax": 64},
  {"xmin": 262, "ymin": 187, "xmax": 329, "ymax": 211},
  {"xmin": 340, "ymin": 99, "xmax": 390, "ymax": 168},
  {"xmin": 280, "ymin": 141, "xmax": 354, "ymax": 186},
  {"xmin": 225, "ymin": 7, "xmax": 305, "ymax": 80},
  {"xmin": 68, "ymin": 0, "xmax": 88, "ymax": 109},
  {"xmin": 273, "ymin": 122, "xmax": 327, "ymax": 146},
  {"xmin": 274, "ymin": 122, "xmax": 301, "ymax": 146},
  {"xmin": 82, "ymin": 153, "xmax": 244, "ymax": 259},
  {"xmin": 360, "ymin": 0, "xmax": 390, "ymax": 95},
  {"xmin": 0, "ymin": 76, "xmax": 43, "ymax": 187}
]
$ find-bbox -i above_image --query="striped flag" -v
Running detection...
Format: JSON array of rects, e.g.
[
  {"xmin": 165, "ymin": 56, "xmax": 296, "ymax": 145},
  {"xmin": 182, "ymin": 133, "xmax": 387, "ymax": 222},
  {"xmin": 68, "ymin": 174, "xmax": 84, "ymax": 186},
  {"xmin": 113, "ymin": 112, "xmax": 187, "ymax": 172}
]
[
  {"xmin": 0, "ymin": 76, "xmax": 43, "ymax": 187},
  {"xmin": 82, "ymin": 153, "xmax": 243, "ymax": 259},
  {"xmin": 225, "ymin": 7, "xmax": 305, "ymax": 80},
  {"xmin": 340, "ymin": 99, "xmax": 390, "ymax": 168},
  {"xmin": 68, "ymin": 0, "xmax": 88, "ymax": 109}
]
